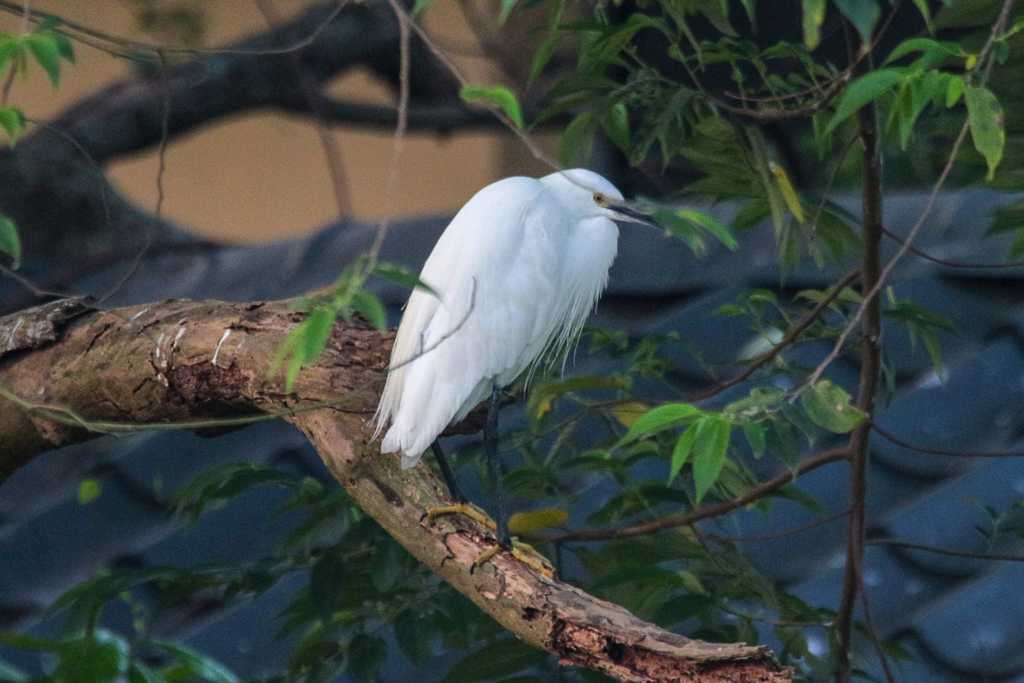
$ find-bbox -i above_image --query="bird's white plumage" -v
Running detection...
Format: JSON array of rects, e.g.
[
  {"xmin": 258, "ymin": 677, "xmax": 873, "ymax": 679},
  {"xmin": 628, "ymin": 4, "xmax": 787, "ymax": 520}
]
[{"xmin": 374, "ymin": 169, "xmax": 624, "ymax": 467}]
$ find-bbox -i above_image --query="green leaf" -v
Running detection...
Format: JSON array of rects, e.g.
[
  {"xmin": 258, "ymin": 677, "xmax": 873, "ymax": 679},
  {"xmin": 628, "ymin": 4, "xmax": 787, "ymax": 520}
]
[
  {"xmin": 742, "ymin": 421, "xmax": 766, "ymax": 458},
  {"xmin": 373, "ymin": 262, "xmax": 436, "ymax": 296},
  {"xmin": 412, "ymin": 0, "xmax": 437, "ymax": 16},
  {"xmin": 460, "ymin": 84, "xmax": 524, "ymax": 129},
  {"xmin": 443, "ymin": 639, "xmax": 545, "ymax": 683},
  {"xmin": 602, "ymin": 101, "xmax": 630, "ymax": 151},
  {"xmin": 964, "ymin": 85, "xmax": 1005, "ymax": 180},
  {"xmin": 77, "ymin": 478, "xmax": 102, "ymax": 505},
  {"xmin": 498, "ymin": 0, "xmax": 519, "ymax": 23},
  {"xmin": 802, "ymin": 0, "xmax": 826, "ymax": 49},
  {"xmin": 692, "ymin": 417, "xmax": 731, "ymax": 504},
  {"xmin": 302, "ymin": 306, "xmax": 336, "ymax": 361},
  {"xmin": 834, "ymin": 0, "xmax": 881, "ymax": 43},
  {"xmin": 799, "ymin": 380, "xmax": 866, "ymax": 434},
  {"xmin": 0, "ymin": 107, "xmax": 25, "ymax": 145},
  {"xmin": 55, "ymin": 631, "xmax": 129, "ymax": 683},
  {"xmin": 559, "ymin": 111, "xmax": 595, "ymax": 166},
  {"xmin": 351, "ymin": 290, "xmax": 387, "ymax": 329},
  {"xmin": 675, "ymin": 208, "xmax": 739, "ymax": 250},
  {"xmin": 826, "ymin": 68, "xmax": 907, "ymax": 136},
  {"xmin": 911, "ymin": 0, "xmax": 933, "ymax": 32},
  {"xmin": 348, "ymin": 634, "xmax": 387, "ymax": 683},
  {"xmin": 25, "ymin": 33, "xmax": 61, "ymax": 86},
  {"xmin": 619, "ymin": 402, "xmax": 701, "ymax": 445},
  {"xmin": 148, "ymin": 640, "xmax": 237, "ymax": 683},
  {"xmin": 945, "ymin": 75, "xmax": 964, "ymax": 108},
  {"xmin": 0, "ymin": 215, "xmax": 20, "ymax": 269},
  {"xmin": 668, "ymin": 422, "xmax": 699, "ymax": 484}
]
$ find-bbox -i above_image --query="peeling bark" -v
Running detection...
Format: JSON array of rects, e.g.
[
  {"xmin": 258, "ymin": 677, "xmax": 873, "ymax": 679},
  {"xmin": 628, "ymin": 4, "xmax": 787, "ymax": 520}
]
[{"xmin": 0, "ymin": 297, "xmax": 791, "ymax": 682}]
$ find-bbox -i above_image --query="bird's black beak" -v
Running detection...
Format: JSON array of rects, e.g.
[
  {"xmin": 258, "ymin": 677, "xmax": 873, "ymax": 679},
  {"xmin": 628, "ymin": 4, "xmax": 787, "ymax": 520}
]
[{"xmin": 609, "ymin": 201, "xmax": 659, "ymax": 229}]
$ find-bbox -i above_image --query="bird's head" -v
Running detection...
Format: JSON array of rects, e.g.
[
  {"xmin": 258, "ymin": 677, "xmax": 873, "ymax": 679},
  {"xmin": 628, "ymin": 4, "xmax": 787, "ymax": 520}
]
[{"xmin": 541, "ymin": 168, "xmax": 658, "ymax": 228}]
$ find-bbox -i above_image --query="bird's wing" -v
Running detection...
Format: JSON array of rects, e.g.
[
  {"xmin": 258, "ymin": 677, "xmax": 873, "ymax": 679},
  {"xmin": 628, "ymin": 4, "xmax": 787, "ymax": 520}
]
[{"xmin": 377, "ymin": 176, "xmax": 565, "ymax": 463}]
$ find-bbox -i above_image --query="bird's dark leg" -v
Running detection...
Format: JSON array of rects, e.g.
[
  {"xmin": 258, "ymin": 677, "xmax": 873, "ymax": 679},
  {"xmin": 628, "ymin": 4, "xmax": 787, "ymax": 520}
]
[
  {"xmin": 430, "ymin": 440, "xmax": 465, "ymax": 503},
  {"xmin": 484, "ymin": 385, "xmax": 511, "ymax": 547}
]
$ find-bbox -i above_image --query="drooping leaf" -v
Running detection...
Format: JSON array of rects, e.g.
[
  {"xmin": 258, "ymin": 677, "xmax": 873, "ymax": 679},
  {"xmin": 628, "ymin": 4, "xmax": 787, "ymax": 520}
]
[
  {"xmin": 964, "ymin": 85, "xmax": 1005, "ymax": 180},
  {"xmin": 799, "ymin": 380, "xmax": 866, "ymax": 434},
  {"xmin": 301, "ymin": 306, "xmax": 336, "ymax": 362},
  {"xmin": 527, "ymin": 374, "xmax": 629, "ymax": 423},
  {"xmin": 825, "ymin": 68, "xmax": 907, "ymax": 135},
  {"xmin": 25, "ymin": 32, "xmax": 62, "ymax": 86},
  {"xmin": 460, "ymin": 84, "xmax": 524, "ymax": 129},
  {"xmin": 692, "ymin": 417, "xmax": 731, "ymax": 504},
  {"xmin": 0, "ymin": 215, "xmax": 20, "ymax": 269},
  {"xmin": 351, "ymin": 290, "xmax": 387, "ymax": 329}
]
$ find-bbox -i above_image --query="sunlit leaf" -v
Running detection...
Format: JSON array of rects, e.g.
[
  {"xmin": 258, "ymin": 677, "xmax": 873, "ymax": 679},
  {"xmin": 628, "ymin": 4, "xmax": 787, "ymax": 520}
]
[
  {"xmin": 508, "ymin": 507, "xmax": 569, "ymax": 535},
  {"xmin": 77, "ymin": 478, "xmax": 102, "ymax": 505},
  {"xmin": 768, "ymin": 162, "xmax": 804, "ymax": 223},
  {"xmin": 802, "ymin": 0, "xmax": 826, "ymax": 49},
  {"xmin": 351, "ymin": 290, "xmax": 387, "ymax": 329}
]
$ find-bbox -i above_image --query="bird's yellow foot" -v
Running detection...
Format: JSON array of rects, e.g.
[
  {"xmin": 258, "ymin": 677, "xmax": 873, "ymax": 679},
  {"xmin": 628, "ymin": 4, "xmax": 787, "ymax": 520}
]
[
  {"xmin": 424, "ymin": 504, "xmax": 555, "ymax": 578},
  {"xmin": 425, "ymin": 502, "xmax": 497, "ymax": 531},
  {"xmin": 472, "ymin": 540, "xmax": 555, "ymax": 579}
]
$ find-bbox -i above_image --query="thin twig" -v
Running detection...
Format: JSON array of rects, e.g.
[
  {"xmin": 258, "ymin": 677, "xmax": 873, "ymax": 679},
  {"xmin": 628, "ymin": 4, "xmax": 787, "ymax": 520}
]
[
  {"xmin": 704, "ymin": 508, "xmax": 852, "ymax": 544},
  {"xmin": 881, "ymin": 224, "xmax": 1024, "ymax": 269},
  {"xmin": 869, "ymin": 538, "xmax": 1024, "ymax": 562},
  {"xmin": 872, "ymin": 423, "xmax": 1024, "ymax": 458},
  {"xmin": 96, "ymin": 49, "xmax": 170, "ymax": 305},
  {"xmin": 255, "ymin": 0, "xmax": 353, "ymax": 220},
  {"xmin": 689, "ymin": 269, "xmax": 860, "ymax": 402},
  {"xmin": 534, "ymin": 447, "xmax": 850, "ymax": 542}
]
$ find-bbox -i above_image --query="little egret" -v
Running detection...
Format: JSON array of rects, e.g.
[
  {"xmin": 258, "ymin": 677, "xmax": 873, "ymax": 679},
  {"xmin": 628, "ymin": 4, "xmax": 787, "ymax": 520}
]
[{"xmin": 374, "ymin": 168, "xmax": 655, "ymax": 554}]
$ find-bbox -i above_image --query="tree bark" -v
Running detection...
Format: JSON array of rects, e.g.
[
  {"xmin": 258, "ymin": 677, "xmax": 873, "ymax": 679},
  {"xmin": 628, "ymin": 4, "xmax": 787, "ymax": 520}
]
[{"xmin": 0, "ymin": 297, "xmax": 791, "ymax": 683}]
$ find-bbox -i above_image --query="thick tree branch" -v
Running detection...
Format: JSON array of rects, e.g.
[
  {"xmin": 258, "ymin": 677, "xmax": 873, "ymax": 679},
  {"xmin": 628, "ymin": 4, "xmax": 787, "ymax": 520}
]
[{"xmin": 0, "ymin": 298, "xmax": 791, "ymax": 683}]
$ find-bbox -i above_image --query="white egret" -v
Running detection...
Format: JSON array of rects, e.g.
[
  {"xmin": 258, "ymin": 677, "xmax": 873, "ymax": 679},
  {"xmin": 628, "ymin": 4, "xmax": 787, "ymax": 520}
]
[{"xmin": 374, "ymin": 168, "xmax": 656, "ymax": 550}]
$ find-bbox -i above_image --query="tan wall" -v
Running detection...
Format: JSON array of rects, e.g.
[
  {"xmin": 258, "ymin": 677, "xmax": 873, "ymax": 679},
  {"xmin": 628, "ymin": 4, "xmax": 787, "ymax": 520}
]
[{"xmin": 1, "ymin": 1, "xmax": 548, "ymax": 243}]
